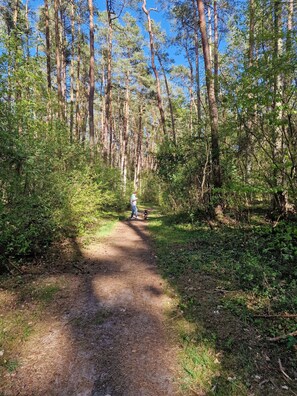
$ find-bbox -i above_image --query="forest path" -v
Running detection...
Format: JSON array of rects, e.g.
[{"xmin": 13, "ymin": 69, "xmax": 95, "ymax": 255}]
[{"xmin": 3, "ymin": 218, "xmax": 180, "ymax": 396}]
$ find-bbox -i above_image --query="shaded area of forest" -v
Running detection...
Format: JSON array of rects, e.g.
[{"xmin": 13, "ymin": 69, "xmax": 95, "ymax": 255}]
[{"xmin": 149, "ymin": 211, "xmax": 297, "ymax": 395}]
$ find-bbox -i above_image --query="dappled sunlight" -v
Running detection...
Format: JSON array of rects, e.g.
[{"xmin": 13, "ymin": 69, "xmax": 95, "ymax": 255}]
[
  {"xmin": 15, "ymin": 318, "xmax": 73, "ymax": 394},
  {"xmin": 0, "ymin": 290, "xmax": 17, "ymax": 312},
  {"xmin": 92, "ymin": 276, "xmax": 134, "ymax": 308},
  {"xmin": 148, "ymin": 214, "xmax": 297, "ymax": 395},
  {"xmin": 1, "ymin": 218, "xmax": 182, "ymax": 395}
]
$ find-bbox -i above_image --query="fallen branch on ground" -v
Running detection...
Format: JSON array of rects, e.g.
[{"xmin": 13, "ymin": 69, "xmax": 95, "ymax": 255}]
[
  {"xmin": 73, "ymin": 263, "xmax": 84, "ymax": 272},
  {"xmin": 278, "ymin": 358, "xmax": 292, "ymax": 381},
  {"xmin": 254, "ymin": 314, "xmax": 297, "ymax": 319},
  {"xmin": 6, "ymin": 260, "xmax": 24, "ymax": 274},
  {"xmin": 267, "ymin": 330, "xmax": 297, "ymax": 342}
]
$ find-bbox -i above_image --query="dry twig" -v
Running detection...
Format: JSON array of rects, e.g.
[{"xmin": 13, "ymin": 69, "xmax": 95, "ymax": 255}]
[
  {"xmin": 278, "ymin": 358, "xmax": 292, "ymax": 381},
  {"xmin": 267, "ymin": 330, "xmax": 297, "ymax": 342},
  {"xmin": 254, "ymin": 314, "xmax": 297, "ymax": 319}
]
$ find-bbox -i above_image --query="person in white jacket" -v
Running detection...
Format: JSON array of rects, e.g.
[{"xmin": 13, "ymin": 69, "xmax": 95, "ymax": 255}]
[{"xmin": 130, "ymin": 191, "xmax": 138, "ymax": 219}]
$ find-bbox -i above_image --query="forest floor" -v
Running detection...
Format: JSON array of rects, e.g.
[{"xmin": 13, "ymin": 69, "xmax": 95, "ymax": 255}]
[{"xmin": 0, "ymin": 211, "xmax": 296, "ymax": 395}]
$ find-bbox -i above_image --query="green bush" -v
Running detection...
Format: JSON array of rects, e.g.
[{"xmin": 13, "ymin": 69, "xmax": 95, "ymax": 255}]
[{"xmin": 0, "ymin": 101, "xmax": 124, "ymax": 271}]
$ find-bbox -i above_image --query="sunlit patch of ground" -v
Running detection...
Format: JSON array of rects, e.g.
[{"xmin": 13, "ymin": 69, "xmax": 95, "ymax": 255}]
[
  {"xmin": 0, "ymin": 218, "xmax": 182, "ymax": 395},
  {"xmin": 148, "ymin": 214, "xmax": 297, "ymax": 396}
]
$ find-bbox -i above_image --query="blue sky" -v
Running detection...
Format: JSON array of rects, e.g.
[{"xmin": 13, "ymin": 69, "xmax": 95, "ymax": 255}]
[
  {"xmin": 29, "ymin": 0, "xmax": 230, "ymax": 69},
  {"xmin": 29, "ymin": 0, "xmax": 196, "ymax": 67}
]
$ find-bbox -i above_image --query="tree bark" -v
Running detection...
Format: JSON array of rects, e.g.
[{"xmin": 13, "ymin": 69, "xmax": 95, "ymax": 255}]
[
  {"xmin": 122, "ymin": 71, "xmax": 130, "ymax": 191},
  {"xmin": 69, "ymin": 0, "xmax": 75, "ymax": 142},
  {"xmin": 134, "ymin": 102, "xmax": 144, "ymax": 189},
  {"xmin": 248, "ymin": 0, "xmax": 255, "ymax": 67},
  {"xmin": 60, "ymin": 6, "xmax": 66, "ymax": 120},
  {"xmin": 272, "ymin": 0, "xmax": 286, "ymax": 213},
  {"xmin": 192, "ymin": 0, "xmax": 202, "ymax": 125},
  {"xmin": 214, "ymin": 1, "xmax": 219, "ymax": 101},
  {"xmin": 75, "ymin": 26, "xmax": 82, "ymax": 141},
  {"xmin": 54, "ymin": 0, "xmax": 62, "ymax": 119},
  {"xmin": 88, "ymin": 0, "xmax": 95, "ymax": 148},
  {"xmin": 196, "ymin": 0, "xmax": 222, "ymax": 193},
  {"xmin": 207, "ymin": 3, "xmax": 213, "ymax": 63},
  {"xmin": 44, "ymin": 0, "xmax": 51, "ymax": 89},
  {"xmin": 142, "ymin": 0, "xmax": 166, "ymax": 136},
  {"xmin": 105, "ymin": 2, "xmax": 113, "ymax": 163},
  {"xmin": 156, "ymin": 52, "xmax": 176, "ymax": 144}
]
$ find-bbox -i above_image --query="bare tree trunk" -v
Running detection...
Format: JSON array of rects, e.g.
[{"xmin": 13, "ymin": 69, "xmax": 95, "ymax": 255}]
[
  {"xmin": 196, "ymin": 0, "xmax": 222, "ymax": 197},
  {"xmin": 105, "ymin": 3, "xmax": 113, "ymax": 164},
  {"xmin": 44, "ymin": 0, "xmax": 51, "ymax": 89},
  {"xmin": 101, "ymin": 58, "xmax": 108, "ymax": 159},
  {"xmin": 25, "ymin": 0, "xmax": 30, "ymax": 61},
  {"xmin": 75, "ymin": 27, "xmax": 81, "ymax": 141},
  {"xmin": 134, "ymin": 102, "xmax": 144, "ymax": 189},
  {"xmin": 54, "ymin": 0, "xmax": 62, "ymax": 119},
  {"xmin": 272, "ymin": 0, "xmax": 286, "ymax": 213},
  {"xmin": 242, "ymin": 0, "xmax": 256, "ymax": 189},
  {"xmin": 248, "ymin": 0, "xmax": 255, "ymax": 67},
  {"xmin": 185, "ymin": 45, "xmax": 194, "ymax": 134},
  {"xmin": 156, "ymin": 53, "xmax": 176, "ymax": 143},
  {"xmin": 287, "ymin": 0, "xmax": 293, "ymax": 48},
  {"xmin": 192, "ymin": 0, "xmax": 202, "ymax": 124},
  {"xmin": 13, "ymin": 0, "xmax": 19, "ymax": 27},
  {"xmin": 214, "ymin": 0, "xmax": 219, "ymax": 101},
  {"xmin": 121, "ymin": 72, "xmax": 130, "ymax": 191},
  {"xmin": 142, "ymin": 0, "xmax": 166, "ymax": 136},
  {"xmin": 207, "ymin": 3, "xmax": 213, "ymax": 63},
  {"xmin": 69, "ymin": 0, "xmax": 75, "ymax": 142},
  {"xmin": 60, "ymin": 7, "xmax": 66, "ymax": 120},
  {"xmin": 88, "ymin": 0, "xmax": 95, "ymax": 148}
]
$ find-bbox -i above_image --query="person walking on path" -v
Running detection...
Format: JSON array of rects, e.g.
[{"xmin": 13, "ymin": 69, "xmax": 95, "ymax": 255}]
[{"xmin": 130, "ymin": 191, "xmax": 138, "ymax": 219}]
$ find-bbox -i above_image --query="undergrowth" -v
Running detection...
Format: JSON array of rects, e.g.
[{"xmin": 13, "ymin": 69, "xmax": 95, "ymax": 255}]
[{"xmin": 149, "ymin": 211, "xmax": 297, "ymax": 395}]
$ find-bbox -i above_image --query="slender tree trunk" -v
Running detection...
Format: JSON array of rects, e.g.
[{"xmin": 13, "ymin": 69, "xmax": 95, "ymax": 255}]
[
  {"xmin": 185, "ymin": 46, "xmax": 194, "ymax": 134},
  {"xmin": 13, "ymin": 0, "xmax": 19, "ymax": 27},
  {"xmin": 75, "ymin": 28, "xmax": 81, "ymax": 141},
  {"xmin": 101, "ymin": 58, "xmax": 108, "ymax": 158},
  {"xmin": 142, "ymin": 0, "xmax": 166, "ymax": 135},
  {"xmin": 60, "ymin": 7, "xmax": 66, "ymax": 120},
  {"xmin": 156, "ymin": 53, "xmax": 176, "ymax": 143},
  {"xmin": 88, "ymin": 0, "xmax": 95, "ymax": 148},
  {"xmin": 196, "ymin": 0, "xmax": 222, "ymax": 202},
  {"xmin": 44, "ymin": 0, "xmax": 51, "ymax": 89},
  {"xmin": 272, "ymin": 0, "xmax": 286, "ymax": 213},
  {"xmin": 194, "ymin": 32, "xmax": 202, "ymax": 124},
  {"xmin": 241, "ymin": 0, "xmax": 256, "ymax": 188},
  {"xmin": 214, "ymin": 1, "xmax": 219, "ymax": 101},
  {"xmin": 287, "ymin": 0, "xmax": 293, "ymax": 49},
  {"xmin": 122, "ymin": 71, "xmax": 130, "ymax": 191},
  {"xmin": 192, "ymin": 0, "xmax": 202, "ymax": 124},
  {"xmin": 25, "ymin": 0, "xmax": 30, "ymax": 61},
  {"xmin": 134, "ymin": 102, "xmax": 144, "ymax": 189},
  {"xmin": 248, "ymin": 0, "xmax": 255, "ymax": 67},
  {"xmin": 54, "ymin": 0, "xmax": 62, "ymax": 119},
  {"xmin": 70, "ymin": 0, "xmax": 75, "ymax": 142},
  {"xmin": 207, "ymin": 3, "xmax": 213, "ymax": 62},
  {"xmin": 105, "ymin": 4, "xmax": 113, "ymax": 163}
]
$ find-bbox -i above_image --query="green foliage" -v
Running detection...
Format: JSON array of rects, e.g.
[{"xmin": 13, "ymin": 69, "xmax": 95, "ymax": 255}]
[
  {"xmin": 156, "ymin": 135, "xmax": 210, "ymax": 212},
  {"xmin": 149, "ymin": 213, "xmax": 297, "ymax": 324},
  {"xmin": 0, "ymin": 103, "xmax": 124, "ymax": 271},
  {"xmin": 149, "ymin": 211, "xmax": 297, "ymax": 393},
  {"xmin": 140, "ymin": 171, "xmax": 161, "ymax": 204}
]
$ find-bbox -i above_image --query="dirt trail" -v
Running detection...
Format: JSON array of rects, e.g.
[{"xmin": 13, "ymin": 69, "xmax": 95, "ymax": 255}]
[{"xmin": 3, "ymin": 219, "xmax": 180, "ymax": 396}]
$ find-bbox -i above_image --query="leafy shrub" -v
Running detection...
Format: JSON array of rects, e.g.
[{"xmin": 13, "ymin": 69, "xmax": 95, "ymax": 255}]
[{"xmin": 0, "ymin": 102, "xmax": 124, "ymax": 271}]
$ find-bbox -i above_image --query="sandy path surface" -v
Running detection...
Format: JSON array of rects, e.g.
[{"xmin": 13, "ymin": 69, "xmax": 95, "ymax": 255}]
[{"xmin": 3, "ymin": 219, "xmax": 180, "ymax": 396}]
